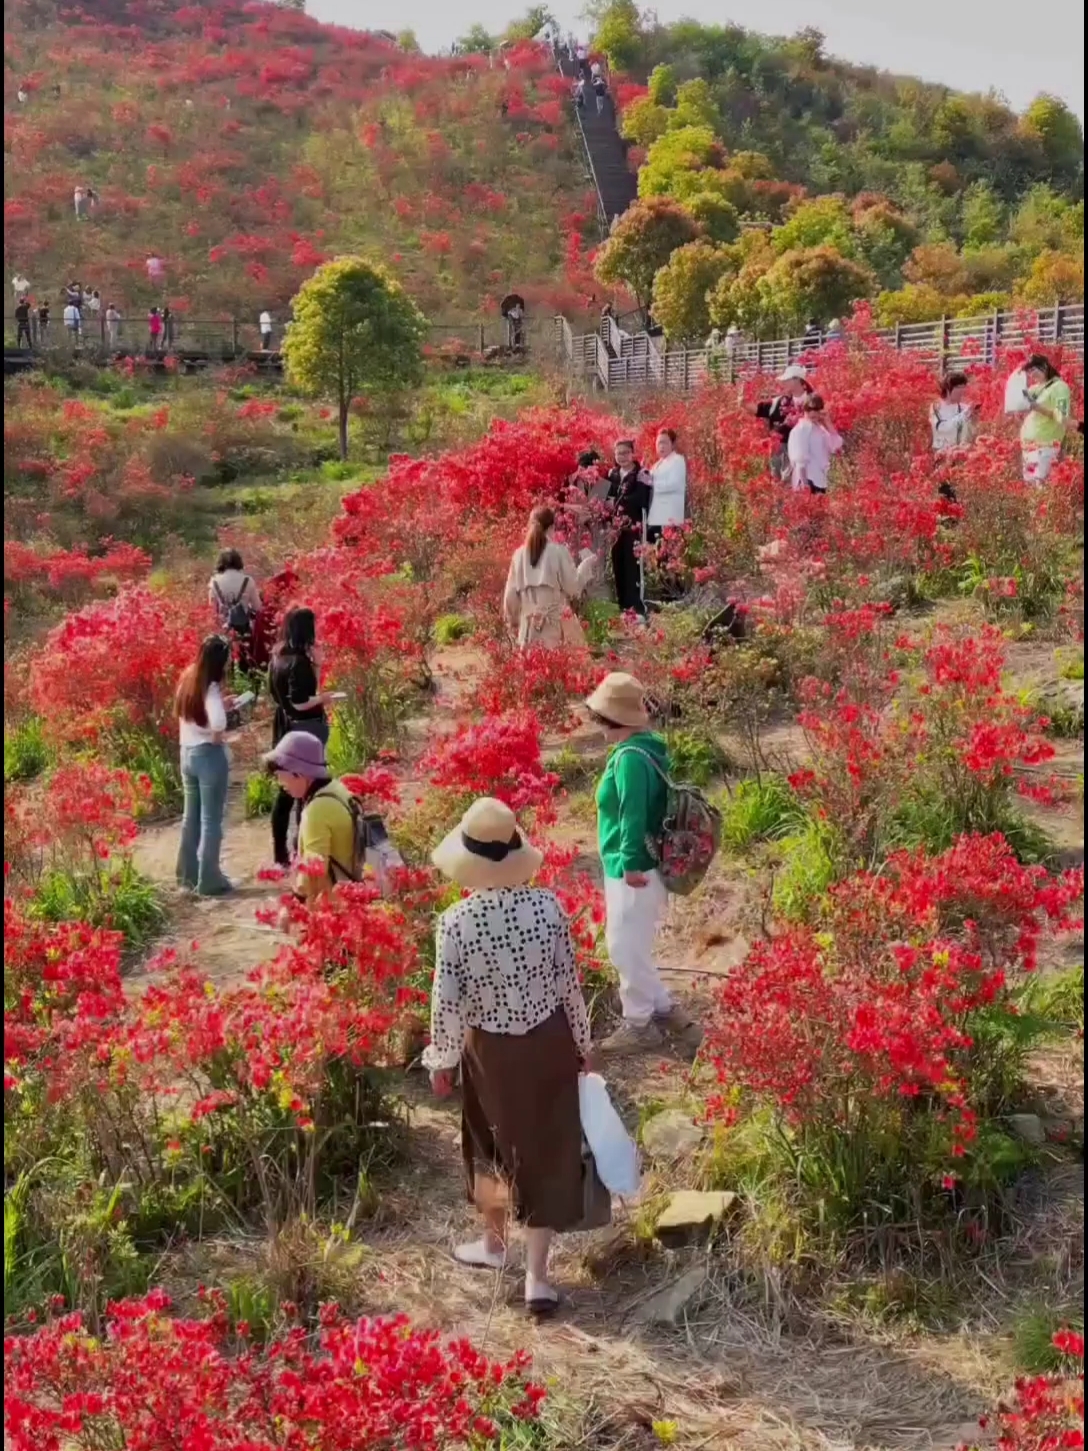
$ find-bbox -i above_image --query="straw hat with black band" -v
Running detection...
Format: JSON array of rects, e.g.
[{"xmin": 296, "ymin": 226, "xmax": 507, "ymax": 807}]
[{"xmin": 432, "ymin": 797, "xmax": 543, "ymax": 891}]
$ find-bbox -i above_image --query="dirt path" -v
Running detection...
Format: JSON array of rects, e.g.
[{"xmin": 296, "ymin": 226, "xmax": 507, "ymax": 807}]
[{"xmin": 133, "ymin": 636, "xmax": 1082, "ymax": 1450}]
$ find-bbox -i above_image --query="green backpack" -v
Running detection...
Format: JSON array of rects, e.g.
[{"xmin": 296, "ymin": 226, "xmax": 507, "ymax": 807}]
[{"xmin": 615, "ymin": 747, "xmax": 721, "ymax": 896}]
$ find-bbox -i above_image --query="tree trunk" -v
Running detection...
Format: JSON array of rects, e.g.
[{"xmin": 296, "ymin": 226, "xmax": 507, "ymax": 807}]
[{"xmin": 338, "ymin": 397, "xmax": 349, "ymax": 461}]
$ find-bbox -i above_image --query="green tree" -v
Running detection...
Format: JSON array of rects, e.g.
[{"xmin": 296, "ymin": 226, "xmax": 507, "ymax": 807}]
[
  {"xmin": 455, "ymin": 23, "xmax": 494, "ymax": 53},
  {"xmin": 1015, "ymin": 249, "xmax": 1084, "ymax": 305},
  {"xmin": 685, "ymin": 191, "xmax": 740, "ymax": 244},
  {"xmin": 396, "ymin": 29, "xmax": 420, "ymax": 50},
  {"xmin": 620, "ymin": 97, "xmax": 670, "ymax": 148},
  {"xmin": 591, "ymin": 0, "xmax": 644, "ymax": 71},
  {"xmin": 594, "ymin": 197, "xmax": 702, "ymax": 308},
  {"xmin": 960, "ymin": 181, "xmax": 1005, "ymax": 249},
  {"xmin": 638, "ymin": 125, "xmax": 720, "ymax": 200},
  {"xmin": 283, "ymin": 257, "xmax": 426, "ymax": 461},
  {"xmin": 670, "ymin": 78, "xmax": 720, "ymax": 132},
  {"xmin": 650, "ymin": 241, "xmax": 733, "ymax": 342},
  {"xmin": 647, "ymin": 63, "xmax": 677, "ymax": 107},
  {"xmin": 756, "ymin": 245, "xmax": 875, "ymax": 332},
  {"xmin": 1020, "ymin": 95, "xmax": 1084, "ymax": 177},
  {"xmin": 772, "ymin": 195, "xmax": 856, "ymax": 256},
  {"xmin": 503, "ymin": 5, "xmax": 554, "ymax": 42}
]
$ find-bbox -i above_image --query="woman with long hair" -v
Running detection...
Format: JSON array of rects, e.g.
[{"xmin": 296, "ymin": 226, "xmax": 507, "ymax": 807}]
[
  {"xmin": 268, "ymin": 605, "xmax": 338, "ymax": 868},
  {"xmin": 503, "ymin": 506, "xmax": 596, "ymax": 649},
  {"xmin": 175, "ymin": 634, "xmax": 235, "ymax": 896}
]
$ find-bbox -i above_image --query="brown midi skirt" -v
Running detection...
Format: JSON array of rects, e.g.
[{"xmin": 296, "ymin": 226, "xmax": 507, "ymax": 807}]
[{"xmin": 461, "ymin": 1006, "xmax": 600, "ymax": 1232}]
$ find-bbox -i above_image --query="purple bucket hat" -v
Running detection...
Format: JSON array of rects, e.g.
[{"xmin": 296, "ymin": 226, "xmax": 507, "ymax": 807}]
[{"xmin": 263, "ymin": 730, "xmax": 329, "ymax": 780}]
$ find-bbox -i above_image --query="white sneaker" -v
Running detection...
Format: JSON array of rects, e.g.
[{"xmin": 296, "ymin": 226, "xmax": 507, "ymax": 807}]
[
  {"xmin": 599, "ymin": 1020, "xmax": 664, "ymax": 1055},
  {"xmin": 453, "ymin": 1238, "xmax": 507, "ymax": 1270}
]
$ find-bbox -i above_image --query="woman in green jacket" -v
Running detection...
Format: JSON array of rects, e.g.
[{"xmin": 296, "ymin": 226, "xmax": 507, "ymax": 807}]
[{"xmin": 586, "ymin": 672, "xmax": 700, "ymax": 1054}]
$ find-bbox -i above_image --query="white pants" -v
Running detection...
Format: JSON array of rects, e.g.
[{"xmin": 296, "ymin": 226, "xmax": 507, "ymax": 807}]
[
  {"xmin": 604, "ymin": 871, "xmax": 670, "ymax": 1025},
  {"xmin": 1023, "ymin": 444, "xmax": 1061, "ymax": 485}
]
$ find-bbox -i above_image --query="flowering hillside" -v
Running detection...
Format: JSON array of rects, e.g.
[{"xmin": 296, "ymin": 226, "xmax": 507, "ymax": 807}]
[{"xmin": 4, "ymin": 0, "xmax": 597, "ymax": 322}]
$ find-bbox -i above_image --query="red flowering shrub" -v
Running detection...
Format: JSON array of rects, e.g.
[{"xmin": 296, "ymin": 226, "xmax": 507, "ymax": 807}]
[
  {"xmin": 959, "ymin": 1330, "xmax": 1084, "ymax": 1450},
  {"xmin": 422, "ymin": 711, "xmax": 561, "ymax": 827},
  {"xmin": 3, "ymin": 1294, "xmax": 545, "ymax": 1450},
  {"xmin": 4, "ymin": 540, "xmax": 151, "ymax": 612}
]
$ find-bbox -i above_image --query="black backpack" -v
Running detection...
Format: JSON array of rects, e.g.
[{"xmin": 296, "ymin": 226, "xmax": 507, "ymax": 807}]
[{"xmin": 213, "ymin": 577, "xmax": 256, "ymax": 638}]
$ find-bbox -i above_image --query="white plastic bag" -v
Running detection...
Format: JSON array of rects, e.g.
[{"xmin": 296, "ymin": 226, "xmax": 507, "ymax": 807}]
[
  {"xmin": 1004, "ymin": 369, "xmax": 1032, "ymax": 415},
  {"xmin": 578, "ymin": 1073, "xmax": 640, "ymax": 1197}
]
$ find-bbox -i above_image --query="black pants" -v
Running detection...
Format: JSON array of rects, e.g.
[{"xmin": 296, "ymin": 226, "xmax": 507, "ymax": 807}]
[
  {"xmin": 270, "ymin": 717, "xmax": 329, "ymax": 866},
  {"xmin": 611, "ymin": 528, "xmax": 645, "ymax": 616}
]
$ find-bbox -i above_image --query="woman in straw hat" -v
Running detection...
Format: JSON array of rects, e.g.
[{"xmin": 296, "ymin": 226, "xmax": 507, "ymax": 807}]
[
  {"xmin": 424, "ymin": 797, "xmax": 601, "ymax": 1312},
  {"xmin": 585, "ymin": 672, "xmax": 700, "ymax": 1055},
  {"xmin": 503, "ymin": 505, "xmax": 596, "ymax": 649}
]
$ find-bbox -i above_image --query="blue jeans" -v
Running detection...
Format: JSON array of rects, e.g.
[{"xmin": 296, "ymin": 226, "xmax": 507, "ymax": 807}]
[{"xmin": 176, "ymin": 744, "xmax": 231, "ymax": 895}]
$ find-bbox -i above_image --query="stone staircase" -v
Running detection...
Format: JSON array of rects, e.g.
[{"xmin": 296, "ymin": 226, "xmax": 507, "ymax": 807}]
[{"xmin": 557, "ymin": 52, "xmax": 638, "ymax": 232}]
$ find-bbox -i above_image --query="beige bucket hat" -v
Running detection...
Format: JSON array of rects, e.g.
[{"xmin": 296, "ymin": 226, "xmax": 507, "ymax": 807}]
[
  {"xmin": 585, "ymin": 671, "xmax": 650, "ymax": 729},
  {"xmin": 432, "ymin": 797, "xmax": 543, "ymax": 890}
]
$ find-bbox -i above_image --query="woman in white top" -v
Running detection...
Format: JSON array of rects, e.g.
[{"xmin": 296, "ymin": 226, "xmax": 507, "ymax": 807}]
[
  {"xmin": 424, "ymin": 798, "xmax": 601, "ymax": 1312},
  {"xmin": 208, "ymin": 548, "xmax": 262, "ymax": 629},
  {"xmin": 787, "ymin": 394, "xmax": 842, "ymax": 495},
  {"xmin": 930, "ymin": 372, "xmax": 975, "ymax": 454},
  {"xmin": 503, "ymin": 506, "xmax": 596, "ymax": 649},
  {"xmin": 646, "ymin": 428, "xmax": 687, "ymax": 538},
  {"xmin": 174, "ymin": 635, "xmax": 235, "ymax": 896}
]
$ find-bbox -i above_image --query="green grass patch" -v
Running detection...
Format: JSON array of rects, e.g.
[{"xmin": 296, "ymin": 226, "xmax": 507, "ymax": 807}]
[
  {"xmin": 432, "ymin": 613, "xmax": 473, "ymax": 646},
  {"xmin": 245, "ymin": 770, "xmax": 278, "ymax": 819},
  {"xmin": 1013, "ymin": 1303, "xmax": 1085, "ymax": 1373},
  {"xmin": 4, "ymin": 716, "xmax": 52, "ymax": 784},
  {"xmin": 719, "ymin": 774, "xmax": 806, "ymax": 851},
  {"xmin": 30, "ymin": 859, "xmax": 165, "ymax": 951}
]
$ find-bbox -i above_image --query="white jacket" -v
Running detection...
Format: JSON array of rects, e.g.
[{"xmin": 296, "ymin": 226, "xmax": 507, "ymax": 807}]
[
  {"xmin": 787, "ymin": 418, "xmax": 842, "ymax": 492},
  {"xmin": 647, "ymin": 453, "xmax": 687, "ymax": 527}
]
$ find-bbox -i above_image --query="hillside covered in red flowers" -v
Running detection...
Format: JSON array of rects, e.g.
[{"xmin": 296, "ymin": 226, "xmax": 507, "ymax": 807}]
[{"xmin": 4, "ymin": 0, "xmax": 599, "ymax": 323}]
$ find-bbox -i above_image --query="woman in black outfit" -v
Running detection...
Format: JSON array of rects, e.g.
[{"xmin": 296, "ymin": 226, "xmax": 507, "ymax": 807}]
[{"xmin": 268, "ymin": 606, "xmax": 336, "ymax": 867}]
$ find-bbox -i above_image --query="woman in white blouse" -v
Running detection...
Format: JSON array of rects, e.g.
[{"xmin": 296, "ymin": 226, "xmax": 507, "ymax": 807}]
[
  {"xmin": 646, "ymin": 428, "xmax": 687, "ymax": 539},
  {"xmin": 174, "ymin": 635, "xmax": 237, "ymax": 896},
  {"xmin": 787, "ymin": 394, "xmax": 842, "ymax": 495},
  {"xmin": 503, "ymin": 506, "xmax": 596, "ymax": 649},
  {"xmin": 424, "ymin": 797, "xmax": 604, "ymax": 1313}
]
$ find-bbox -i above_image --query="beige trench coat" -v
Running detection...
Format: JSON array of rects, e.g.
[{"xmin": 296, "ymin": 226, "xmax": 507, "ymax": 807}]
[{"xmin": 503, "ymin": 540, "xmax": 596, "ymax": 648}]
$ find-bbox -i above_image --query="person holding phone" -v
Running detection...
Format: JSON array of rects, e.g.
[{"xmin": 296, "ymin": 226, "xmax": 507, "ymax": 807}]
[
  {"xmin": 268, "ymin": 606, "xmax": 339, "ymax": 868},
  {"xmin": 175, "ymin": 635, "xmax": 237, "ymax": 896},
  {"xmin": 1020, "ymin": 354, "xmax": 1072, "ymax": 485}
]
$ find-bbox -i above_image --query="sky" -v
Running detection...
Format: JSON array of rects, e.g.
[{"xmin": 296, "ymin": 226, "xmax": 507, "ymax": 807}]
[{"xmin": 308, "ymin": 0, "xmax": 1085, "ymax": 118}]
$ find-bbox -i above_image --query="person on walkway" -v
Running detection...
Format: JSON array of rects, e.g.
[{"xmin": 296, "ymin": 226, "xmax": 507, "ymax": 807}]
[
  {"xmin": 646, "ymin": 428, "xmax": 687, "ymax": 542},
  {"xmin": 36, "ymin": 299, "xmax": 50, "ymax": 343},
  {"xmin": 259, "ymin": 309, "xmax": 273, "ymax": 350},
  {"xmin": 63, "ymin": 300, "xmax": 81, "ymax": 344},
  {"xmin": 593, "ymin": 72, "xmax": 608, "ymax": 114},
  {"xmin": 74, "ymin": 185, "xmax": 87, "ymax": 220},
  {"xmin": 1020, "ymin": 354, "xmax": 1071, "ymax": 485},
  {"xmin": 585, "ymin": 673, "xmax": 698, "ymax": 1054},
  {"xmin": 264, "ymin": 732, "xmax": 355, "ymax": 908},
  {"xmin": 87, "ymin": 289, "xmax": 102, "ymax": 326},
  {"xmin": 755, "ymin": 364, "xmax": 811, "ymax": 480},
  {"xmin": 503, "ymin": 506, "xmax": 596, "ymax": 649},
  {"xmin": 802, "ymin": 317, "xmax": 821, "ymax": 349},
  {"xmin": 826, "ymin": 318, "xmax": 843, "ymax": 344},
  {"xmin": 208, "ymin": 548, "xmax": 262, "ymax": 646},
  {"xmin": 424, "ymin": 796, "xmax": 601, "ymax": 1312},
  {"xmin": 15, "ymin": 298, "xmax": 32, "ymax": 349},
  {"xmin": 787, "ymin": 394, "xmax": 842, "ymax": 495},
  {"xmin": 161, "ymin": 305, "xmax": 175, "ymax": 350},
  {"xmin": 573, "ymin": 76, "xmax": 585, "ymax": 108},
  {"xmin": 506, "ymin": 300, "xmax": 525, "ymax": 350},
  {"xmin": 590, "ymin": 59, "xmax": 602, "ymax": 79},
  {"xmin": 268, "ymin": 606, "xmax": 337, "ymax": 869},
  {"xmin": 105, "ymin": 303, "xmax": 121, "ymax": 349},
  {"xmin": 175, "ymin": 635, "xmax": 235, "ymax": 897},
  {"xmin": 606, "ymin": 440, "xmax": 652, "ymax": 617},
  {"xmin": 12, "ymin": 272, "xmax": 30, "ymax": 306},
  {"xmin": 147, "ymin": 306, "xmax": 164, "ymax": 354}
]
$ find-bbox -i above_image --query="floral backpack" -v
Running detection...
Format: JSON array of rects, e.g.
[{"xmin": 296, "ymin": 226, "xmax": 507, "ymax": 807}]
[{"xmin": 615, "ymin": 747, "xmax": 721, "ymax": 896}]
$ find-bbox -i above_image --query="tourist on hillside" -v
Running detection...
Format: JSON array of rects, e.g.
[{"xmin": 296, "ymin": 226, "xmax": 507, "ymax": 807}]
[
  {"xmin": 505, "ymin": 299, "xmax": 525, "ymax": 350},
  {"xmin": 64, "ymin": 281, "xmax": 83, "ymax": 309},
  {"xmin": 147, "ymin": 306, "xmax": 164, "ymax": 354},
  {"xmin": 585, "ymin": 672, "xmax": 699, "ymax": 1054},
  {"xmin": 63, "ymin": 299, "xmax": 81, "ymax": 344},
  {"xmin": 930, "ymin": 371, "xmax": 975, "ymax": 504},
  {"xmin": 826, "ymin": 318, "xmax": 844, "ymax": 344},
  {"xmin": 593, "ymin": 73, "xmax": 608, "ymax": 115},
  {"xmin": 86, "ymin": 290, "xmax": 101, "ymax": 336},
  {"xmin": 146, "ymin": 254, "xmax": 165, "ymax": 286},
  {"xmin": 105, "ymin": 304, "xmax": 122, "ymax": 349},
  {"xmin": 37, "ymin": 300, "xmax": 50, "ymax": 343},
  {"xmin": 1020, "ymin": 354, "xmax": 1072, "ymax": 485},
  {"xmin": 264, "ymin": 732, "xmax": 356, "ymax": 908},
  {"xmin": 503, "ymin": 505, "xmax": 596, "ymax": 649},
  {"xmin": 268, "ymin": 606, "xmax": 338, "ymax": 869},
  {"xmin": 14, "ymin": 298, "xmax": 32, "ymax": 349},
  {"xmin": 573, "ymin": 76, "xmax": 585, "ymax": 108},
  {"xmin": 259, "ymin": 309, "xmax": 273, "ymax": 350},
  {"xmin": 755, "ymin": 364, "xmax": 812, "ymax": 480},
  {"xmin": 424, "ymin": 796, "xmax": 603, "ymax": 1311},
  {"xmin": 175, "ymin": 634, "xmax": 236, "ymax": 897},
  {"xmin": 12, "ymin": 272, "xmax": 30, "ymax": 306},
  {"xmin": 646, "ymin": 428, "xmax": 687, "ymax": 541},
  {"xmin": 161, "ymin": 305, "xmax": 175, "ymax": 349},
  {"xmin": 73, "ymin": 185, "xmax": 87, "ymax": 220},
  {"xmin": 802, "ymin": 317, "xmax": 821, "ymax": 349},
  {"xmin": 787, "ymin": 394, "xmax": 842, "ymax": 496},
  {"xmin": 606, "ymin": 440, "xmax": 652, "ymax": 617},
  {"xmin": 208, "ymin": 548, "xmax": 262, "ymax": 644}
]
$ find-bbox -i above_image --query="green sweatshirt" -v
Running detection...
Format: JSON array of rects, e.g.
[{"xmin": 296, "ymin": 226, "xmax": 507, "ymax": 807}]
[{"xmin": 595, "ymin": 732, "xmax": 670, "ymax": 879}]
